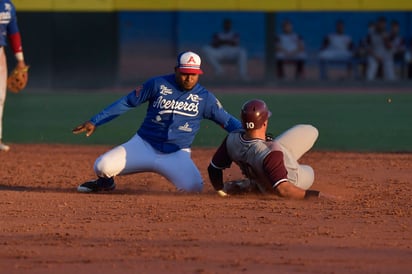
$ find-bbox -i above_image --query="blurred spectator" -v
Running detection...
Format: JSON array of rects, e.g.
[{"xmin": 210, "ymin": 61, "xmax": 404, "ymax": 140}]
[
  {"xmin": 353, "ymin": 21, "xmax": 375, "ymax": 79},
  {"xmin": 407, "ymin": 40, "xmax": 412, "ymax": 79},
  {"xmin": 389, "ymin": 20, "xmax": 406, "ymax": 62},
  {"xmin": 275, "ymin": 19, "xmax": 307, "ymax": 79},
  {"xmin": 366, "ymin": 16, "xmax": 396, "ymax": 81},
  {"xmin": 318, "ymin": 20, "xmax": 354, "ymax": 80},
  {"xmin": 202, "ymin": 18, "xmax": 249, "ymax": 81},
  {"xmin": 389, "ymin": 20, "xmax": 407, "ymax": 78}
]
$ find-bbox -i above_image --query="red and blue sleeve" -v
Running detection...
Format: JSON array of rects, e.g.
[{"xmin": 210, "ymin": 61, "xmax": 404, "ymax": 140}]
[{"xmin": 7, "ymin": 3, "xmax": 23, "ymax": 57}]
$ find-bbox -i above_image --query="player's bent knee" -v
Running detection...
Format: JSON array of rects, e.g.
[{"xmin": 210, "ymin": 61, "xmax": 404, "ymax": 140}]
[
  {"xmin": 93, "ymin": 156, "xmax": 117, "ymax": 178},
  {"xmin": 308, "ymin": 124, "xmax": 319, "ymax": 140},
  {"xmin": 297, "ymin": 124, "xmax": 319, "ymax": 141}
]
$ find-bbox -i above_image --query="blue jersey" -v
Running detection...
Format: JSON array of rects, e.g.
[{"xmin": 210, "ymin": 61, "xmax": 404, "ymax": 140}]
[
  {"xmin": 91, "ymin": 74, "xmax": 242, "ymax": 153},
  {"xmin": 0, "ymin": 0, "xmax": 18, "ymax": 46}
]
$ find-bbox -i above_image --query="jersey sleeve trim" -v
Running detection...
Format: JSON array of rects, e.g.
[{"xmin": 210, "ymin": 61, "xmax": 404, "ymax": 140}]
[
  {"xmin": 209, "ymin": 161, "xmax": 225, "ymax": 170},
  {"xmin": 272, "ymin": 178, "xmax": 289, "ymax": 189}
]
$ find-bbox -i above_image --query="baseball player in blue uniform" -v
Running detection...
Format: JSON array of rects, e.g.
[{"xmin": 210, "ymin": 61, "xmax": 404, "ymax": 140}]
[
  {"xmin": 0, "ymin": 0, "xmax": 27, "ymax": 151},
  {"xmin": 208, "ymin": 99, "xmax": 334, "ymax": 200},
  {"xmin": 73, "ymin": 51, "xmax": 242, "ymax": 193}
]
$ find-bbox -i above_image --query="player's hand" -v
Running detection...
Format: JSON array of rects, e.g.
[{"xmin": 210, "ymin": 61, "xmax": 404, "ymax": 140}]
[
  {"xmin": 16, "ymin": 60, "xmax": 27, "ymax": 70},
  {"xmin": 72, "ymin": 121, "xmax": 96, "ymax": 137}
]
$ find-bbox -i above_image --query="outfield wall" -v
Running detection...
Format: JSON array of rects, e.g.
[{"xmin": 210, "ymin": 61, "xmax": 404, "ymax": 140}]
[
  {"xmin": 9, "ymin": 1, "xmax": 412, "ymax": 89},
  {"xmin": 12, "ymin": 0, "xmax": 412, "ymax": 11}
]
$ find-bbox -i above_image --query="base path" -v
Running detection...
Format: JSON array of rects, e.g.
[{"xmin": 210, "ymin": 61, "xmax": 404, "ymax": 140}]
[{"xmin": 0, "ymin": 144, "xmax": 411, "ymax": 274}]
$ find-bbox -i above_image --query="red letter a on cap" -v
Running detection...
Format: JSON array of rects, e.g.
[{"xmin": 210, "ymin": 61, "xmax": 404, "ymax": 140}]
[{"xmin": 187, "ymin": 56, "xmax": 196, "ymax": 64}]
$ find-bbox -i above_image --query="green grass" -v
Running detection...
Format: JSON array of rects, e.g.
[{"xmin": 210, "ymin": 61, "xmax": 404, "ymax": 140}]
[{"xmin": 4, "ymin": 91, "xmax": 412, "ymax": 152}]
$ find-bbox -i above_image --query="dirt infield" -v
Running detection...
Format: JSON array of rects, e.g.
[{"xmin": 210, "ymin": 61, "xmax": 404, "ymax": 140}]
[{"xmin": 0, "ymin": 144, "xmax": 411, "ymax": 274}]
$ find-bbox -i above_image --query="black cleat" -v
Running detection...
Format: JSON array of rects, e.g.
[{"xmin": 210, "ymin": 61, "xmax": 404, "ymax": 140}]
[{"xmin": 77, "ymin": 177, "xmax": 116, "ymax": 193}]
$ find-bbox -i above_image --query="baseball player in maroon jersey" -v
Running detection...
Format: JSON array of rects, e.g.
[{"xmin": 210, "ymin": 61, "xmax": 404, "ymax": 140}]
[{"xmin": 208, "ymin": 99, "xmax": 329, "ymax": 199}]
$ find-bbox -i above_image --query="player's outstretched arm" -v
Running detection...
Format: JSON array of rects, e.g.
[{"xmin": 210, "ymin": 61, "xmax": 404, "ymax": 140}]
[
  {"xmin": 72, "ymin": 121, "xmax": 96, "ymax": 137},
  {"xmin": 275, "ymin": 181, "xmax": 307, "ymax": 199},
  {"xmin": 207, "ymin": 163, "xmax": 229, "ymax": 197},
  {"xmin": 275, "ymin": 181, "xmax": 338, "ymax": 201},
  {"xmin": 223, "ymin": 115, "xmax": 242, "ymax": 132},
  {"xmin": 207, "ymin": 163, "xmax": 224, "ymax": 191}
]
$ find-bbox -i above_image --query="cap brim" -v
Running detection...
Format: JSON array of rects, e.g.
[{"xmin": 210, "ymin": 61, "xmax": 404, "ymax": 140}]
[{"xmin": 178, "ymin": 68, "xmax": 203, "ymax": 75}]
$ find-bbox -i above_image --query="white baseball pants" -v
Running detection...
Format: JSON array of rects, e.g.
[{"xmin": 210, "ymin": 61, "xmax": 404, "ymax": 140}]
[
  {"xmin": 275, "ymin": 124, "xmax": 319, "ymax": 190},
  {"xmin": 93, "ymin": 133, "xmax": 203, "ymax": 192}
]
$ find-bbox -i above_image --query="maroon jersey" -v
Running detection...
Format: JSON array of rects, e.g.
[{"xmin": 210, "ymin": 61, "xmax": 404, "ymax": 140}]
[{"xmin": 211, "ymin": 130, "xmax": 288, "ymax": 192}]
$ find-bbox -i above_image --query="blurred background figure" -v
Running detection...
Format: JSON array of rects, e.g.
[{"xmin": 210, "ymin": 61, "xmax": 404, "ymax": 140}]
[
  {"xmin": 407, "ymin": 42, "xmax": 412, "ymax": 79},
  {"xmin": 366, "ymin": 16, "xmax": 396, "ymax": 81},
  {"xmin": 318, "ymin": 19, "xmax": 355, "ymax": 80},
  {"xmin": 202, "ymin": 18, "xmax": 249, "ymax": 81},
  {"xmin": 352, "ymin": 21, "xmax": 375, "ymax": 80},
  {"xmin": 389, "ymin": 20, "xmax": 407, "ymax": 78},
  {"xmin": 275, "ymin": 19, "xmax": 307, "ymax": 79}
]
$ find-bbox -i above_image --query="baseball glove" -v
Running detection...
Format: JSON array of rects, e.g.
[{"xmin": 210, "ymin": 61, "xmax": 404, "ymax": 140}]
[{"xmin": 7, "ymin": 65, "xmax": 29, "ymax": 93}]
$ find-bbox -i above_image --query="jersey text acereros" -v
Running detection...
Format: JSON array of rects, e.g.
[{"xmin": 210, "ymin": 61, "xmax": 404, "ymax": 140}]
[{"xmin": 90, "ymin": 74, "xmax": 239, "ymax": 153}]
